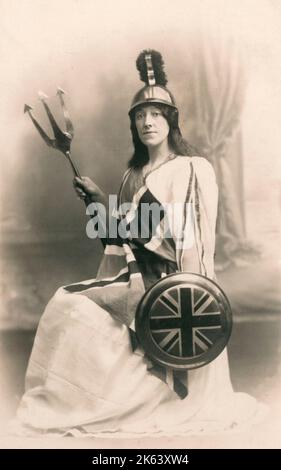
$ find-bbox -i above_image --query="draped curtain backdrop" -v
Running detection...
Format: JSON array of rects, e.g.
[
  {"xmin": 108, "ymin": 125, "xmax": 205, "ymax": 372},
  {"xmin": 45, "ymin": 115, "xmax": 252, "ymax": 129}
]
[
  {"xmin": 184, "ymin": 35, "xmax": 258, "ymax": 270},
  {"xmin": 1, "ymin": 0, "xmax": 280, "ymax": 329}
]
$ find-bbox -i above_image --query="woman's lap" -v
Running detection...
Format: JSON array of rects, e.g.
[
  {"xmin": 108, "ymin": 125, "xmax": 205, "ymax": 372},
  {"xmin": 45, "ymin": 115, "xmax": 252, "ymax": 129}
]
[{"xmin": 13, "ymin": 286, "xmax": 266, "ymax": 435}]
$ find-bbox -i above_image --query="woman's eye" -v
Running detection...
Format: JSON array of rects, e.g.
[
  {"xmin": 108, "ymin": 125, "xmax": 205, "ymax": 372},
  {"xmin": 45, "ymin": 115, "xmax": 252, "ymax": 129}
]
[
  {"xmin": 152, "ymin": 112, "xmax": 161, "ymax": 117},
  {"xmin": 136, "ymin": 113, "xmax": 143, "ymax": 120}
]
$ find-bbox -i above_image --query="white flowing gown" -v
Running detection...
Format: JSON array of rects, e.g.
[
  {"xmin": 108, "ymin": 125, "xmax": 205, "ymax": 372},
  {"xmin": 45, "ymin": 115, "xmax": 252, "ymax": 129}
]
[{"xmin": 12, "ymin": 156, "xmax": 266, "ymax": 437}]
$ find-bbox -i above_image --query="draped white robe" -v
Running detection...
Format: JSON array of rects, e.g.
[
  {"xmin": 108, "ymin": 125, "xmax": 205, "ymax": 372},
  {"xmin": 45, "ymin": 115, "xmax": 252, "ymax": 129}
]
[{"xmin": 11, "ymin": 156, "xmax": 266, "ymax": 437}]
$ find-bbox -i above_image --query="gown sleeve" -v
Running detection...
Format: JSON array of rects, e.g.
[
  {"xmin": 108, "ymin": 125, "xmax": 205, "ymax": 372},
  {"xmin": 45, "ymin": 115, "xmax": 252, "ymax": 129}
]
[{"xmin": 175, "ymin": 157, "xmax": 218, "ymax": 279}]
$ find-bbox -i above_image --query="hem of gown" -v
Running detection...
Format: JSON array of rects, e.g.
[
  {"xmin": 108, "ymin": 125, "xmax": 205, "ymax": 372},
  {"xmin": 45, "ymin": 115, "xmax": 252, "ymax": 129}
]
[{"xmin": 8, "ymin": 403, "xmax": 269, "ymax": 439}]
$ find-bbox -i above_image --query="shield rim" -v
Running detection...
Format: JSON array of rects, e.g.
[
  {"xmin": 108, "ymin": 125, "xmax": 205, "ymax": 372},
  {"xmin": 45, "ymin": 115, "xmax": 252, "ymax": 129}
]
[{"xmin": 135, "ymin": 272, "xmax": 232, "ymax": 370}]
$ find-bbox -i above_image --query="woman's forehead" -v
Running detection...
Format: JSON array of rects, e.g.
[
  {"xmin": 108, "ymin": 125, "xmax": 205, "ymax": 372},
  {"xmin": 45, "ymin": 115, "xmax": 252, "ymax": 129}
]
[{"xmin": 136, "ymin": 104, "xmax": 162, "ymax": 113}]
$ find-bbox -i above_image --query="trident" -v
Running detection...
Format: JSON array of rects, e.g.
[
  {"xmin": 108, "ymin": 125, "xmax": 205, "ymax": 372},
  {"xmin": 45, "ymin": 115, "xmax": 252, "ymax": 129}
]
[
  {"xmin": 24, "ymin": 88, "xmax": 94, "ymax": 208},
  {"xmin": 24, "ymin": 89, "xmax": 106, "ymax": 245}
]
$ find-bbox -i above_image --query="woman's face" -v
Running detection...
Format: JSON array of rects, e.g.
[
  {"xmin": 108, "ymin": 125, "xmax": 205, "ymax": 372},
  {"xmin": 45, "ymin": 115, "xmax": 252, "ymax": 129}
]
[{"xmin": 135, "ymin": 105, "xmax": 170, "ymax": 148}]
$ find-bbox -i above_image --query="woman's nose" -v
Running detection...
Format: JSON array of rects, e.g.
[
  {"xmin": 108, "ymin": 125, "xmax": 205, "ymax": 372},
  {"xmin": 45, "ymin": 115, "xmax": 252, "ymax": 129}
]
[{"xmin": 143, "ymin": 113, "xmax": 152, "ymax": 128}]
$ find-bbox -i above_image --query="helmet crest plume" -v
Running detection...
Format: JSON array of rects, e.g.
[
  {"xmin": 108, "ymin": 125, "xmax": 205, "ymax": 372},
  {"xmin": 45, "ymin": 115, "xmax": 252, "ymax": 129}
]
[{"xmin": 136, "ymin": 50, "xmax": 168, "ymax": 87}]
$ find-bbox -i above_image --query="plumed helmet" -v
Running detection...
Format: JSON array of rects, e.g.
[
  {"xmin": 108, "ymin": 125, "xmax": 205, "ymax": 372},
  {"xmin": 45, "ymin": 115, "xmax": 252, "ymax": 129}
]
[{"xmin": 129, "ymin": 49, "xmax": 178, "ymax": 115}]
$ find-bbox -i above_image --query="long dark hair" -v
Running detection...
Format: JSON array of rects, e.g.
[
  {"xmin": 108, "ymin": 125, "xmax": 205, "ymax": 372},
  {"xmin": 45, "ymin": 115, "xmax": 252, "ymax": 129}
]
[{"xmin": 128, "ymin": 103, "xmax": 196, "ymax": 169}]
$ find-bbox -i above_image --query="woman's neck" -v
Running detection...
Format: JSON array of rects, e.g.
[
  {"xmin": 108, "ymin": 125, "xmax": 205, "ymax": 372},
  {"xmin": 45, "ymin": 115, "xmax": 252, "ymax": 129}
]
[{"xmin": 148, "ymin": 141, "xmax": 173, "ymax": 166}]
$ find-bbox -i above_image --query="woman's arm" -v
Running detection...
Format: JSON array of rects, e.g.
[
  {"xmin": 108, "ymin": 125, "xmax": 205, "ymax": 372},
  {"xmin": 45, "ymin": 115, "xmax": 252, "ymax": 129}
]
[{"xmin": 176, "ymin": 157, "xmax": 218, "ymax": 279}]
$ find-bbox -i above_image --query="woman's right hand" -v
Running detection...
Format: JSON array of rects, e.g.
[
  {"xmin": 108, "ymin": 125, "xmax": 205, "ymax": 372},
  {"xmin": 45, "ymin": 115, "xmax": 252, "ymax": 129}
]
[{"xmin": 73, "ymin": 176, "xmax": 106, "ymax": 205}]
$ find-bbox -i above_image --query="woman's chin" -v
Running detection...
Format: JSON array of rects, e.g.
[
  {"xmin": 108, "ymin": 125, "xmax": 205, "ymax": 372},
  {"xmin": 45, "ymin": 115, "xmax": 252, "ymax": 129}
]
[{"xmin": 142, "ymin": 138, "xmax": 161, "ymax": 148}]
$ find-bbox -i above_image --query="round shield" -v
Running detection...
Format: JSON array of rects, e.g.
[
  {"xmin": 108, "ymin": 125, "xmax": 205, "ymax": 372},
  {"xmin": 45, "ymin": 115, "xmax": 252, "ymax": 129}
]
[{"xmin": 135, "ymin": 272, "xmax": 232, "ymax": 370}]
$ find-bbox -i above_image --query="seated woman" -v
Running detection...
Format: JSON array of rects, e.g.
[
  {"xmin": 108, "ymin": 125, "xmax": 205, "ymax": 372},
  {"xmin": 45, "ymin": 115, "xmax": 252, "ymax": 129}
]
[{"xmin": 12, "ymin": 50, "xmax": 265, "ymax": 437}]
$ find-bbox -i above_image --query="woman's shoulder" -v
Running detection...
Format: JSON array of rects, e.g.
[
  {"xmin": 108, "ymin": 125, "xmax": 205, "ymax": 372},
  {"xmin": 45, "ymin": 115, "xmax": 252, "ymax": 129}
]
[
  {"xmin": 191, "ymin": 156, "xmax": 216, "ymax": 177},
  {"xmin": 169, "ymin": 155, "xmax": 216, "ymax": 176}
]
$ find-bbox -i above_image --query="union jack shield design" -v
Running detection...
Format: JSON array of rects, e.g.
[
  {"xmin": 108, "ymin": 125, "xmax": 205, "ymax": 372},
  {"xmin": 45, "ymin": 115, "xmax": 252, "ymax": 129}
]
[{"xmin": 135, "ymin": 273, "xmax": 232, "ymax": 370}]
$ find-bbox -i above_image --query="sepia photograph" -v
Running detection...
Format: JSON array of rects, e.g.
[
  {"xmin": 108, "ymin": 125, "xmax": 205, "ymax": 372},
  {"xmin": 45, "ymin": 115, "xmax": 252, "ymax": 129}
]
[{"xmin": 0, "ymin": 0, "xmax": 280, "ymax": 453}]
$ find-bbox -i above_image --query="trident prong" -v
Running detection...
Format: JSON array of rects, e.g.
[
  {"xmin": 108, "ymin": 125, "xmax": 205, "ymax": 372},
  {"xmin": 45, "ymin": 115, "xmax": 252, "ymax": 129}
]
[
  {"xmin": 37, "ymin": 90, "xmax": 72, "ymax": 154},
  {"xmin": 57, "ymin": 87, "xmax": 74, "ymax": 138},
  {"xmin": 24, "ymin": 103, "xmax": 56, "ymax": 148}
]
